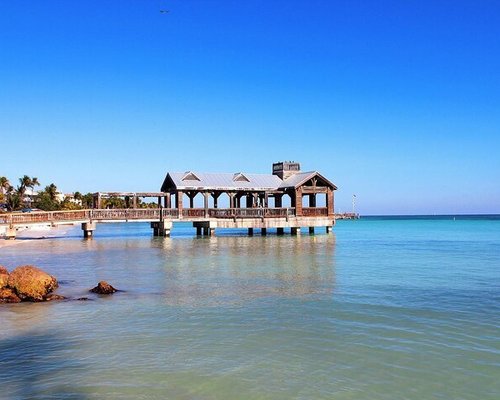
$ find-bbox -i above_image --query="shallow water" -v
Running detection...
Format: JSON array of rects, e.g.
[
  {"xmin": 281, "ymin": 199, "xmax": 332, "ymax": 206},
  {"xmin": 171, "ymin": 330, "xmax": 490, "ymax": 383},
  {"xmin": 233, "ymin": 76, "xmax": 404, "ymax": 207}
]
[{"xmin": 1, "ymin": 217, "xmax": 499, "ymax": 399}]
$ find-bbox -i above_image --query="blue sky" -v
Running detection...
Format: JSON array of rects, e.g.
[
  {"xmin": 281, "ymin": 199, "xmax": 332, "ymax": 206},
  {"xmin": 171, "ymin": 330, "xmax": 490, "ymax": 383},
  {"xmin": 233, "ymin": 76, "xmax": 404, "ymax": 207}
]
[{"xmin": 1, "ymin": 0, "xmax": 499, "ymax": 214}]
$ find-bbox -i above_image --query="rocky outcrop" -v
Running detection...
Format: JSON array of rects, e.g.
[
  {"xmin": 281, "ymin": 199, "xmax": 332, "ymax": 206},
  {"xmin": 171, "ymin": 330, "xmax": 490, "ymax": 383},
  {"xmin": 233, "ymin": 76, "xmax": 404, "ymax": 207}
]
[
  {"xmin": 7, "ymin": 265, "xmax": 58, "ymax": 302},
  {"xmin": 0, "ymin": 287, "xmax": 21, "ymax": 303},
  {"xmin": 90, "ymin": 281, "xmax": 117, "ymax": 294},
  {"xmin": 0, "ymin": 266, "xmax": 9, "ymax": 288}
]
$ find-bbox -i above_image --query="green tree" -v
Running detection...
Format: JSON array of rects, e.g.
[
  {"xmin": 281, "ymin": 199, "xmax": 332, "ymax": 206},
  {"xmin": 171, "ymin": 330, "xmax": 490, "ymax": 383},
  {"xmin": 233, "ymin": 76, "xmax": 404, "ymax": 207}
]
[
  {"xmin": 102, "ymin": 196, "xmax": 126, "ymax": 209},
  {"xmin": 33, "ymin": 183, "xmax": 61, "ymax": 211},
  {"xmin": 81, "ymin": 193, "xmax": 94, "ymax": 208},
  {"xmin": 0, "ymin": 176, "xmax": 10, "ymax": 205}
]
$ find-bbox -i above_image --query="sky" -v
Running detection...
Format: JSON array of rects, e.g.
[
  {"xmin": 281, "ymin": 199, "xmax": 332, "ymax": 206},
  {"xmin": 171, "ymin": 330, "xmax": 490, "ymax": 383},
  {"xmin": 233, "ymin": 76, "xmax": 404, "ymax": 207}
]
[{"xmin": 1, "ymin": 0, "xmax": 499, "ymax": 215}]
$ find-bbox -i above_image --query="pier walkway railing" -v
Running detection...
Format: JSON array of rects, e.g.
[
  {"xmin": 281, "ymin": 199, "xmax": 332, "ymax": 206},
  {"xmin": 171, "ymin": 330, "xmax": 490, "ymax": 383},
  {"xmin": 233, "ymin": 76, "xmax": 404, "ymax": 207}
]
[{"xmin": 0, "ymin": 207, "xmax": 308, "ymax": 227}]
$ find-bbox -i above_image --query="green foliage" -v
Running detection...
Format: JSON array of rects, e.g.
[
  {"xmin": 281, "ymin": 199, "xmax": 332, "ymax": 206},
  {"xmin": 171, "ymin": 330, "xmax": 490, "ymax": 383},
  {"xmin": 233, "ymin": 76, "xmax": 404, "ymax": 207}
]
[
  {"xmin": 81, "ymin": 193, "xmax": 94, "ymax": 208},
  {"xmin": 102, "ymin": 196, "xmax": 126, "ymax": 209},
  {"xmin": 60, "ymin": 197, "xmax": 82, "ymax": 210},
  {"xmin": 33, "ymin": 192, "xmax": 61, "ymax": 211}
]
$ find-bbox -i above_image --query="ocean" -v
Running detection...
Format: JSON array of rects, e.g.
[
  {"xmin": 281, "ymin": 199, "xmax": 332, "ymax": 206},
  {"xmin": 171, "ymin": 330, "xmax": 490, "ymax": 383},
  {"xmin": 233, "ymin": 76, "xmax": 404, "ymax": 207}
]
[{"xmin": 1, "ymin": 216, "xmax": 499, "ymax": 399}]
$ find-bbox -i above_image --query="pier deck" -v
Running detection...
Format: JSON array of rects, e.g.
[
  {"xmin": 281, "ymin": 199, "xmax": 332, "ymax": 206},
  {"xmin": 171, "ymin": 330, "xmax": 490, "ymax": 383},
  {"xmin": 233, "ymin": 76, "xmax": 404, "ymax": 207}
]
[{"xmin": 0, "ymin": 208, "xmax": 346, "ymax": 239}]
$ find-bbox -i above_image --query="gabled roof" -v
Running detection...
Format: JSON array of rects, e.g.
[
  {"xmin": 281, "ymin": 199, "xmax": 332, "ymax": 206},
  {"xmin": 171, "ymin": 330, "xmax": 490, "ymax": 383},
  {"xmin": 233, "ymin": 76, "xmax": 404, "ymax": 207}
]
[
  {"xmin": 161, "ymin": 172, "xmax": 283, "ymax": 192},
  {"xmin": 279, "ymin": 171, "xmax": 338, "ymax": 190}
]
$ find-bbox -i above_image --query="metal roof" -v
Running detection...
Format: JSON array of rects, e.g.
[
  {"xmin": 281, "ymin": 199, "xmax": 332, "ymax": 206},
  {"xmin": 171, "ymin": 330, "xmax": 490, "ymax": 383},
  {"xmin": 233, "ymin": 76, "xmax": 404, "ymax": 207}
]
[
  {"xmin": 163, "ymin": 172, "xmax": 283, "ymax": 191},
  {"xmin": 161, "ymin": 170, "xmax": 337, "ymax": 192}
]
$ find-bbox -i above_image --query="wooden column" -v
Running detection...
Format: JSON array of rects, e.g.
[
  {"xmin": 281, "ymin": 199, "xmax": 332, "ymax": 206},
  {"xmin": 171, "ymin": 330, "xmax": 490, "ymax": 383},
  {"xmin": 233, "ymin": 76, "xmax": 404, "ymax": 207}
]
[
  {"xmin": 133, "ymin": 196, "xmax": 138, "ymax": 208},
  {"xmin": 175, "ymin": 191, "xmax": 183, "ymax": 214},
  {"xmin": 164, "ymin": 193, "xmax": 171, "ymax": 208},
  {"xmin": 228, "ymin": 193, "xmax": 236, "ymax": 208},
  {"xmin": 275, "ymin": 194, "xmax": 283, "ymax": 208},
  {"xmin": 327, "ymin": 188, "xmax": 334, "ymax": 217},
  {"xmin": 204, "ymin": 192, "xmax": 209, "ymax": 217},
  {"xmin": 294, "ymin": 188, "xmax": 303, "ymax": 216},
  {"xmin": 187, "ymin": 192, "xmax": 196, "ymax": 208},
  {"xmin": 309, "ymin": 194, "xmax": 316, "ymax": 207},
  {"xmin": 212, "ymin": 191, "xmax": 221, "ymax": 208}
]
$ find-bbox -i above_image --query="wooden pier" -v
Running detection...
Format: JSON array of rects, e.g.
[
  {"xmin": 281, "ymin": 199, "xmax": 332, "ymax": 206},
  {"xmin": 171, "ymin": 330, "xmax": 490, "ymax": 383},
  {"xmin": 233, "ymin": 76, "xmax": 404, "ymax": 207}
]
[
  {"xmin": 0, "ymin": 207, "xmax": 341, "ymax": 239},
  {"xmin": 1, "ymin": 162, "xmax": 349, "ymax": 239}
]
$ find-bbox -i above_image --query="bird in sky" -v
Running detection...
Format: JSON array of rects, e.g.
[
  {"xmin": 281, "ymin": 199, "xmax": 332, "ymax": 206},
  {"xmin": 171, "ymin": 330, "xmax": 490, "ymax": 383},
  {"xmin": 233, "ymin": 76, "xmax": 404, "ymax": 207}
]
[{"xmin": 160, "ymin": 10, "xmax": 170, "ymax": 14}]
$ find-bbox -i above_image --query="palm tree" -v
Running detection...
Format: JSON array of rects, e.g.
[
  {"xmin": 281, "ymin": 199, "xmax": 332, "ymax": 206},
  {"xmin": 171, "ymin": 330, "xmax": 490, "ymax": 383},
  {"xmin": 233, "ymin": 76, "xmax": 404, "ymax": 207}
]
[
  {"xmin": 0, "ymin": 177, "xmax": 10, "ymax": 202},
  {"xmin": 17, "ymin": 175, "xmax": 40, "ymax": 207},
  {"xmin": 0, "ymin": 176, "xmax": 10, "ymax": 192},
  {"xmin": 45, "ymin": 183, "xmax": 58, "ymax": 202}
]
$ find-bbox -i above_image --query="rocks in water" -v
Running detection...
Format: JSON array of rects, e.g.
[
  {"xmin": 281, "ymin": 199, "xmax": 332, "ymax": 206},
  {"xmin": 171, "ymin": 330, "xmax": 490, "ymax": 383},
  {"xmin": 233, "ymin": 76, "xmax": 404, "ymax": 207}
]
[
  {"xmin": 0, "ymin": 265, "xmax": 9, "ymax": 288},
  {"xmin": 90, "ymin": 281, "xmax": 117, "ymax": 294},
  {"xmin": 44, "ymin": 293, "xmax": 66, "ymax": 301},
  {"xmin": 6, "ymin": 265, "xmax": 58, "ymax": 302},
  {"xmin": 0, "ymin": 287, "xmax": 21, "ymax": 303}
]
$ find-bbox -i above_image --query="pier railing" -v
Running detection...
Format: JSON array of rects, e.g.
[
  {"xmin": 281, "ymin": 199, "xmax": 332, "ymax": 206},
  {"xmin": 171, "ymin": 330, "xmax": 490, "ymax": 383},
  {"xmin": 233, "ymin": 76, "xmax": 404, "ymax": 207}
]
[
  {"xmin": 1, "ymin": 206, "xmax": 340, "ymax": 226},
  {"xmin": 302, "ymin": 207, "xmax": 328, "ymax": 217}
]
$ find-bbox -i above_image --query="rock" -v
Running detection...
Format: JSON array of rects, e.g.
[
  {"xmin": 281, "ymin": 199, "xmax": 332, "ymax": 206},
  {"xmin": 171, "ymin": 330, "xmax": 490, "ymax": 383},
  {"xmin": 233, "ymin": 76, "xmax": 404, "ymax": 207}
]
[
  {"xmin": 90, "ymin": 281, "xmax": 117, "ymax": 294},
  {"xmin": 0, "ymin": 287, "xmax": 21, "ymax": 303},
  {"xmin": 44, "ymin": 293, "xmax": 66, "ymax": 301},
  {"xmin": 0, "ymin": 266, "xmax": 9, "ymax": 288},
  {"xmin": 7, "ymin": 265, "xmax": 58, "ymax": 302},
  {"xmin": 76, "ymin": 297, "xmax": 91, "ymax": 301}
]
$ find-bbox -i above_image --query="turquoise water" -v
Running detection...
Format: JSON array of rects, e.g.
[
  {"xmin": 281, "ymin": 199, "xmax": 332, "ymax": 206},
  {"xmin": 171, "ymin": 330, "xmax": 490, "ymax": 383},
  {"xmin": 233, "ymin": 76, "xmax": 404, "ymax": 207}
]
[{"xmin": 1, "ymin": 217, "xmax": 499, "ymax": 399}]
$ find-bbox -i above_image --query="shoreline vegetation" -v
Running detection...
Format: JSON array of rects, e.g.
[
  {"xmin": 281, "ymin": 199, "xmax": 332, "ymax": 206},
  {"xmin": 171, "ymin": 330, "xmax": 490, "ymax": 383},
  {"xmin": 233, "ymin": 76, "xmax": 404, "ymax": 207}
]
[{"xmin": 0, "ymin": 174, "xmax": 160, "ymax": 213}]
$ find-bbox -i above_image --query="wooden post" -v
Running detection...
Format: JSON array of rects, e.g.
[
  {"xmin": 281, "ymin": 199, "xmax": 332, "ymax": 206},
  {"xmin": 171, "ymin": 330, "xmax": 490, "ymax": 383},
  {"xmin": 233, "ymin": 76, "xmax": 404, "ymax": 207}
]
[
  {"xmin": 294, "ymin": 188, "xmax": 303, "ymax": 216},
  {"xmin": 212, "ymin": 191, "xmax": 221, "ymax": 208},
  {"xmin": 309, "ymin": 194, "xmax": 316, "ymax": 208},
  {"xmin": 229, "ymin": 193, "xmax": 235, "ymax": 209},
  {"xmin": 327, "ymin": 188, "xmax": 334, "ymax": 217},
  {"xmin": 204, "ymin": 192, "xmax": 209, "ymax": 217},
  {"xmin": 176, "ymin": 191, "xmax": 183, "ymax": 217},
  {"xmin": 275, "ymin": 194, "xmax": 283, "ymax": 208}
]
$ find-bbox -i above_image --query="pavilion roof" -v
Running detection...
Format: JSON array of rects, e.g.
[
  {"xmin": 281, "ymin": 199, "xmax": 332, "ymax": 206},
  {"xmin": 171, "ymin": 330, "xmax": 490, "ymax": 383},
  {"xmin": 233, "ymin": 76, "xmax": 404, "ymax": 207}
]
[{"xmin": 161, "ymin": 170, "xmax": 337, "ymax": 192}]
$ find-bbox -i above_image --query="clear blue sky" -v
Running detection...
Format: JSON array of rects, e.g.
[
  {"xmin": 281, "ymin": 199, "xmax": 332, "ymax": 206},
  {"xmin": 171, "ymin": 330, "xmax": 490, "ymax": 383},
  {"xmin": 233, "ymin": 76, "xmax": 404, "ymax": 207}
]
[{"xmin": 1, "ymin": 0, "xmax": 499, "ymax": 214}]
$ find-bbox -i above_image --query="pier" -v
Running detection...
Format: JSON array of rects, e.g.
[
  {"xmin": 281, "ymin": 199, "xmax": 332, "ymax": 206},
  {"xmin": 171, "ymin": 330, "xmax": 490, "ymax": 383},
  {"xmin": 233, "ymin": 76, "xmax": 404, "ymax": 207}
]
[{"xmin": 1, "ymin": 162, "xmax": 350, "ymax": 239}]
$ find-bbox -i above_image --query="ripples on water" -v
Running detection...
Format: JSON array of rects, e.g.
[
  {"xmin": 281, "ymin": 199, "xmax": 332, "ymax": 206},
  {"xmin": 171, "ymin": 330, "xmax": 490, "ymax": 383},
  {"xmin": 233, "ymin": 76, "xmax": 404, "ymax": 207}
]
[{"xmin": 1, "ymin": 218, "xmax": 499, "ymax": 399}]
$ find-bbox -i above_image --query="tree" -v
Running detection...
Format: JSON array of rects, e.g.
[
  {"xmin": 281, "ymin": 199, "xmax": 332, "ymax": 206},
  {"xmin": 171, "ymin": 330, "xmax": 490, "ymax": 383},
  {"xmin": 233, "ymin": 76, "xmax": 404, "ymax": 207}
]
[
  {"xmin": 81, "ymin": 193, "xmax": 94, "ymax": 209},
  {"xmin": 17, "ymin": 175, "xmax": 40, "ymax": 207},
  {"xmin": 33, "ymin": 183, "xmax": 60, "ymax": 211},
  {"xmin": 0, "ymin": 176, "xmax": 10, "ymax": 204},
  {"xmin": 45, "ymin": 183, "xmax": 58, "ymax": 202},
  {"xmin": 0, "ymin": 176, "xmax": 10, "ymax": 194}
]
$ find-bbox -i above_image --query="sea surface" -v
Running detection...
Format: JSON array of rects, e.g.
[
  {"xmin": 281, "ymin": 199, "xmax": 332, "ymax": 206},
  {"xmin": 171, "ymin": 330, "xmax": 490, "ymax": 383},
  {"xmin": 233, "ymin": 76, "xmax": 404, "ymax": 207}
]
[{"xmin": 1, "ymin": 216, "xmax": 499, "ymax": 399}]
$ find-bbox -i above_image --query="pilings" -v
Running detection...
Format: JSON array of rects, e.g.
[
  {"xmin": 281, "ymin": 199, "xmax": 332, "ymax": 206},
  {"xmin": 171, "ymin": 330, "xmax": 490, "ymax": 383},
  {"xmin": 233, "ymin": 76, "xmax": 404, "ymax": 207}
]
[
  {"xmin": 5, "ymin": 227, "xmax": 16, "ymax": 240},
  {"xmin": 193, "ymin": 221, "xmax": 216, "ymax": 237},
  {"xmin": 151, "ymin": 221, "xmax": 172, "ymax": 237},
  {"xmin": 82, "ymin": 222, "xmax": 96, "ymax": 238}
]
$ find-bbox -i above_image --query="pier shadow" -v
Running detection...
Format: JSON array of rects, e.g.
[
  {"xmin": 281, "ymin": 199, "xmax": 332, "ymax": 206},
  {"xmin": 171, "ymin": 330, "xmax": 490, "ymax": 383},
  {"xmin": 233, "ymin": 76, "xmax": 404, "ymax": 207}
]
[{"xmin": 0, "ymin": 331, "xmax": 88, "ymax": 399}]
